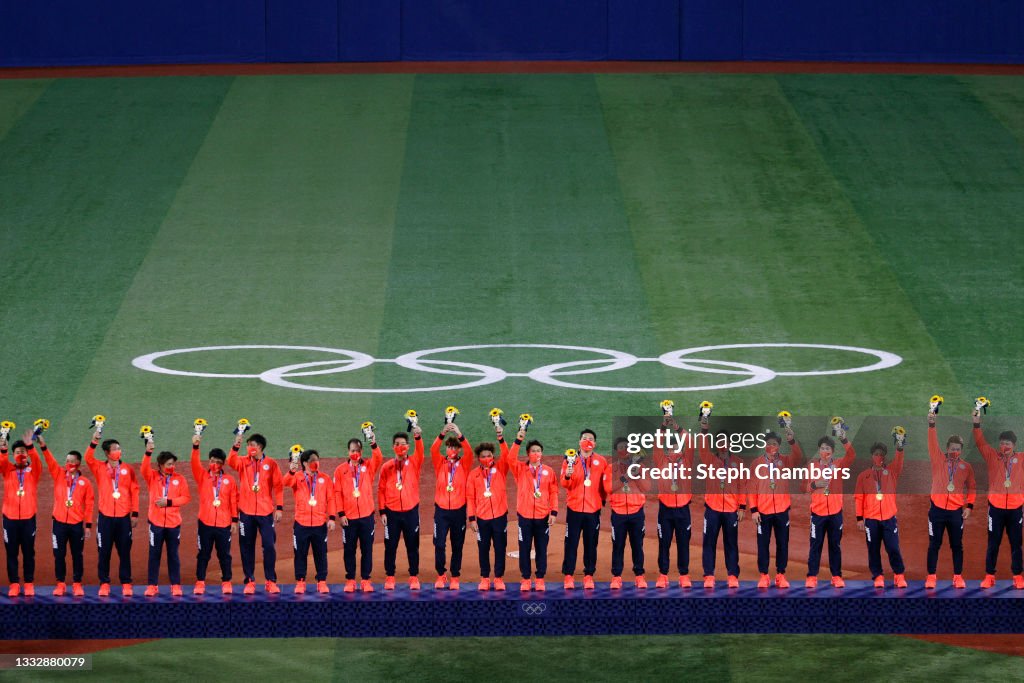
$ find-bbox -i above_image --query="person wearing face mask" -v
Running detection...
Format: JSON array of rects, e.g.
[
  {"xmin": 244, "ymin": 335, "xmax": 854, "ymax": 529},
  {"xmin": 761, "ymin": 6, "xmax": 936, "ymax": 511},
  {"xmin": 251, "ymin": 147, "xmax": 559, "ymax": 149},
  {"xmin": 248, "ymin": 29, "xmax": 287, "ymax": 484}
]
[
  {"xmin": 926, "ymin": 412, "xmax": 976, "ymax": 589},
  {"xmin": 696, "ymin": 418, "xmax": 747, "ymax": 590},
  {"xmin": 227, "ymin": 432, "xmax": 284, "ymax": 595},
  {"xmin": 561, "ymin": 428, "xmax": 608, "ymax": 590},
  {"xmin": 141, "ymin": 446, "xmax": 191, "ymax": 596},
  {"xmin": 378, "ymin": 427, "xmax": 425, "ymax": 590},
  {"xmin": 1, "ymin": 432, "xmax": 43, "ymax": 597},
  {"xmin": 38, "ymin": 433, "xmax": 94, "ymax": 597},
  {"xmin": 803, "ymin": 432, "xmax": 855, "ymax": 589},
  {"xmin": 748, "ymin": 429, "xmax": 803, "ymax": 590},
  {"xmin": 430, "ymin": 423, "xmax": 474, "ymax": 589},
  {"xmin": 501, "ymin": 427, "xmax": 557, "ymax": 591},
  {"xmin": 971, "ymin": 410, "xmax": 1022, "ymax": 588},
  {"xmin": 467, "ymin": 439, "xmax": 509, "ymax": 591},
  {"xmin": 190, "ymin": 432, "xmax": 239, "ymax": 595},
  {"xmin": 606, "ymin": 438, "xmax": 651, "ymax": 589},
  {"xmin": 334, "ymin": 436, "xmax": 383, "ymax": 593},
  {"xmin": 653, "ymin": 416, "xmax": 696, "ymax": 589},
  {"xmin": 854, "ymin": 442, "xmax": 907, "ymax": 588},
  {"xmin": 84, "ymin": 430, "xmax": 141, "ymax": 597},
  {"xmin": 284, "ymin": 450, "xmax": 336, "ymax": 594}
]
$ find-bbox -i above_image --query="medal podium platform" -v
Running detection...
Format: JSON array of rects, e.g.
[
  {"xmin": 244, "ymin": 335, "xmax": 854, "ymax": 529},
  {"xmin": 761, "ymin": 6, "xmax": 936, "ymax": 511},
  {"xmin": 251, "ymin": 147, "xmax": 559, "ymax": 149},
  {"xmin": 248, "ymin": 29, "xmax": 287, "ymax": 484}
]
[{"xmin": 2, "ymin": 581, "xmax": 1021, "ymax": 639}]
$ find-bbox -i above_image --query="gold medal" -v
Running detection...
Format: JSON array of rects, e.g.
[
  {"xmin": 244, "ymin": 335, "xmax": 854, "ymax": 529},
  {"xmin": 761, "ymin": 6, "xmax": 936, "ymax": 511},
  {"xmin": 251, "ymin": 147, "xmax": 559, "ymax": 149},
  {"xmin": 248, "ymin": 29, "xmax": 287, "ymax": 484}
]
[
  {"xmin": 212, "ymin": 499, "xmax": 222, "ymax": 507},
  {"xmin": 353, "ymin": 489, "xmax": 361, "ymax": 498},
  {"xmin": 65, "ymin": 499, "xmax": 74, "ymax": 508},
  {"xmin": 946, "ymin": 483, "xmax": 955, "ymax": 492},
  {"xmin": 719, "ymin": 482, "xmax": 726, "ymax": 491},
  {"xmin": 308, "ymin": 497, "xmax": 317, "ymax": 507},
  {"xmin": 16, "ymin": 489, "xmax": 25, "ymax": 497},
  {"xmin": 875, "ymin": 493, "xmax": 884, "ymax": 501},
  {"xmin": 623, "ymin": 483, "xmax": 631, "ymax": 494},
  {"xmin": 1005, "ymin": 479, "xmax": 1012, "ymax": 489},
  {"xmin": 253, "ymin": 485, "xmax": 261, "ymax": 493},
  {"xmin": 446, "ymin": 485, "xmax": 454, "ymax": 492},
  {"xmin": 112, "ymin": 491, "xmax": 121, "ymax": 500},
  {"xmin": 769, "ymin": 482, "xmax": 776, "ymax": 490},
  {"xmin": 484, "ymin": 490, "xmax": 493, "ymax": 498},
  {"xmin": 534, "ymin": 490, "xmax": 542, "ymax": 499},
  {"xmin": 823, "ymin": 488, "xmax": 830, "ymax": 496},
  {"xmin": 584, "ymin": 478, "xmax": 592, "ymax": 487},
  {"xmin": 670, "ymin": 482, "xmax": 679, "ymax": 492},
  {"xmin": 396, "ymin": 483, "xmax": 403, "ymax": 490}
]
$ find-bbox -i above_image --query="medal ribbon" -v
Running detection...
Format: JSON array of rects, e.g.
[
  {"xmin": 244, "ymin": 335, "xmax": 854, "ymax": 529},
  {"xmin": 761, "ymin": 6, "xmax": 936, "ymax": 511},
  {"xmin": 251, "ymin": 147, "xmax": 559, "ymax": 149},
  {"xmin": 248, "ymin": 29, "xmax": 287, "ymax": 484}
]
[
  {"xmin": 67, "ymin": 471, "xmax": 78, "ymax": 504},
  {"xmin": 252, "ymin": 455, "xmax": 264, "ymax": 490},
  {"xmin": 397, "ymin": 461, "xmax": 403, "ymax": 489},
  {"xmin": 581, "ymin": 456, "xmax": 590, "ymax": 482},
  {"xmin": 484, "ymin": 465, "xmax": 493, "ymax": 493},
  {"xmin": 305, "ymin": 472, "xmax": 317, "ymax": 500},
  {"xmin": 874, "ymin": 469, "xmax": 883, "ymax": 497},
  {"xmin": 447, "ymin": 461, "xmax": 458, "ymax": 489},
  {"xmin": 947, "ymin": 458, "xmax": 957, "ymax": 490},
  {"xmin": 533, "ymin": 464, "xmax": 543, "ymax": 495},
  {"xmin": 211, "ymin": 471, "xmax": 223, "ymax": 501},
  {"xmin": 163, "ymin": 474, "xmax": 170, "ymax": 499},
  {"xmin": 353, "ymin": 461, "xmax": 361, "ymax": 493},
  {"xmin": 16, "ymin": 468, "xmax": 25, "ymax": 493},
  {"xmin": 110, "ymin": 462, "xmax": 120, "ymax": 497}
]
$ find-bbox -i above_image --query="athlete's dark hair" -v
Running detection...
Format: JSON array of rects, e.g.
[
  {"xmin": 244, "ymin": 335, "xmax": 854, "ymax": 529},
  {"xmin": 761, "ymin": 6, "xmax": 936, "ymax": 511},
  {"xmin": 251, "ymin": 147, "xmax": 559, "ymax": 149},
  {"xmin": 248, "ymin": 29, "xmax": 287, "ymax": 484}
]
[
  {"xmin": 580, "ymin": 429, "xmax": 596, "ymax": 440},
  {"xmin": 475, "ymin": 442, "xmax": 496, "ymax": 457},
  {"xmin": 208, "ymin": 448, "xmax": 226, "ymax": 462},
  {"xmin": 764, "ymin": 431, "xmax": 781, "ymax": 445},
  {"xmin": 156, "ymin": 451, "xmax": 177, "ymax": 467},
  {"xmin": 999, "ymin": 431, "xmax": 1018, "ymax": 445},
  {"xmin": 101, "ymin": 439, "xmax": 120, "ymax": 453},
  {"xmin": 347, "ymin": 438, "xmax": 363, "ymax": 450},
  {"xmin": 870, "ymin": 442, "xmax": 888, "ymax": 456},
  {"xmin": 300, "ymin": 449, "xmax": 319, "ymax": 464},
  {"xmin": 526, "ymin": 440, "xmax": 544, "ymax": 451},
  {"xmin": 246, "ymin": 433, "xmax": 267, "ymax": 450},
  {"xmin": 817, "ymin": 436, "xmax": 836, "ymax": 450},
  {"xmin": 393, "ymin": 432, "xmax": 409, "ymax": 444}
]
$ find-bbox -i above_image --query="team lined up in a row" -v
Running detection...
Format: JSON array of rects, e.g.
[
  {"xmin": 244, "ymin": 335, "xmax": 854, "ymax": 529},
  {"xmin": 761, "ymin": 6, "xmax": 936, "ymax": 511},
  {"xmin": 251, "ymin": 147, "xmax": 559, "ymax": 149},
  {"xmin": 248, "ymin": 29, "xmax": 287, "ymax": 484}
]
[{"xmin": 1, "ymin": 406, "xmax": 1021, "ymax": 596}]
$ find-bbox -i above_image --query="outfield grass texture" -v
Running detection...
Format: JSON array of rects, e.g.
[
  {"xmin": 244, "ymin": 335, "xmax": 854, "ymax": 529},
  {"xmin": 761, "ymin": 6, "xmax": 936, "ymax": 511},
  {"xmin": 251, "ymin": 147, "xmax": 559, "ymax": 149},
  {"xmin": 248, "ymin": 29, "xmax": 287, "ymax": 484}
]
[{"xmin": 1, "ymin": 73, "xmax": 1023, "ymax": 678}]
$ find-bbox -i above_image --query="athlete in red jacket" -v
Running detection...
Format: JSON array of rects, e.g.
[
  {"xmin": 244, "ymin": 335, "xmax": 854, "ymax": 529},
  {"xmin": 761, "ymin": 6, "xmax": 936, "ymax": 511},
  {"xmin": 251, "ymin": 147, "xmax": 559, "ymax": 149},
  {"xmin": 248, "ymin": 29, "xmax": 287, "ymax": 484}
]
[
  {"xmin": 84, "ymin": 429, "xmax": 141, "ymax": 597},
  {"xmin": 334, "ymin": 436, "xmax": 383, "ymax": 592},
  {"xmin": 467, "ymin": 438, "xmax": 508, "ymax": 591},
  {"xmin": 227, "ymin": 432, "xmax": 284, "ymax": 594},
  {"xmin": 284, "ymin": 450, "xmax": 336, "ymax": 594},
  {"xmin": 378, "ymin": 426, "xmax": 425, "ymax": 590},
  {"xmin": 38, "ymin": 434, "xmax": 94, "ymax": 597},
  {"xmin": 431, "ymin": 423, "xmax": 474, "ymax": 589},
  {"xmin": 749, "ymin": 428, "xmax": 803, "ymax": 589},
  {"xmin": 925, "ymin": 412, "xmax": 975, "ymax": 589},
  {"xmin": 854, "ymin": 441, "xmax": 907, "ymax": 588},
  {"xmin": 696, "ymin": 418, "xmax": 747, "ymax": 590},
  {"xmin": 561, "ymin": 429, "xmax": 608, "ymax": 590},
  {"xmin": 803, "ymin": 432, "xmax": 855, "ymax": 589},
  {"xmin": 973, "ymin": 409, "xmax": 1024, "ymax": 589},
  {"xmin": 606, "ymin": 438, "xmax": 651, "ymax": 589},
  {"xmin": 190, "ymin": 433, "xmax": 239, "ymax": 595},
  {"xmin": 141, "ymin": 445, "xmax": 191, "ymax": 596},
  {"xmin": 500, "ymin": 428, "xmax": 558, "ymax": 591},
  {"xmin": 1, "ymin": 432, "xmax": 42, "ymax": 596},
  {"xmin": 653, "ymin": 416, "xmax": 695, "ymax": 588}
]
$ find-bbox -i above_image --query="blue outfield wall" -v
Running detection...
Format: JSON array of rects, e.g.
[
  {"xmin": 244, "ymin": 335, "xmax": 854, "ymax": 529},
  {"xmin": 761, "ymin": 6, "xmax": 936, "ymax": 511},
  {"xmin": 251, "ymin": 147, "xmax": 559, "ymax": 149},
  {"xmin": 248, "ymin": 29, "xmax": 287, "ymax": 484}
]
[{"xmin": 1, "ymin": 1, "xmax": 1022, "ymax": 66}]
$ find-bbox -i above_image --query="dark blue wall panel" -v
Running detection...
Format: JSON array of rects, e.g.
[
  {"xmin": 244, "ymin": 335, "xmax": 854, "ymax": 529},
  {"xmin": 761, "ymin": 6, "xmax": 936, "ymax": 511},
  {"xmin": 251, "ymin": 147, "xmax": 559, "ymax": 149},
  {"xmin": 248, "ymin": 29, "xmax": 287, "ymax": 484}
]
[
  {"xmin": 401, "ymin": 0, "xmax": 607, "ymax": 60},
  {"xmin": 608, "ymin": 0, "xmax": 679, "ymax": 60},
  {"xmin": 743, "ymin": 0, "xmax": 1024, "ymax": 63},
  {"xmin": 680, "ymin": 0, "xmax": 742, "ymax": 60},
  {"xmin": 267, "ymin": 0, "xmax": 338, "ymax": 62},
  {"xmin": 338, "ymin": 0, "xmax": 401, "ymax": 61},
  {"xmin": 0, "ymin": 0, "xmax": 265, "ymax": 66}
]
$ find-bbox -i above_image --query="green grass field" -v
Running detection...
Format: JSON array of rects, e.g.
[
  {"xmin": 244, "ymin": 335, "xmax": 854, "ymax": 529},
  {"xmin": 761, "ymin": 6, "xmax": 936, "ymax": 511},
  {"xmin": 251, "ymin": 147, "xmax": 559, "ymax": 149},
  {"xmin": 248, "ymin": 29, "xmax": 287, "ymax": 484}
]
[{"xmin": 2, "ymin": 72, "xmax": 1023, "ymax": 680}]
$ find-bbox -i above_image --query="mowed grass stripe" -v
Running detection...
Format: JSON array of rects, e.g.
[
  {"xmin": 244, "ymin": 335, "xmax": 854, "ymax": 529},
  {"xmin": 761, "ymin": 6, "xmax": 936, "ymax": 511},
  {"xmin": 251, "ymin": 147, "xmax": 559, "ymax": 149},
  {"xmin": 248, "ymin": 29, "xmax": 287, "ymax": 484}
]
[
  {"xmin": 965, "ymin": 76, "xmax": 1024, "ymax": 149},
  {"xmin": 16, "ymin": 634, "xmax": 1023, "ymax": 683},
  {"xmin": 0, "ymin": 77, "xmax": 231, "ymax": 425},
  {"xmin": 57, "ymin": 75, "xmax": 415, "ymax": 457},
  {"xmin": 0, "ymin": 78, "xmax": 50, "ymax": 141},
  {"xmin": 372, "ymin": 74, "xmax": 660, "ymax": 436},
  {"xmin": 779, "ymin": 74, "xmax": 1024, "ymax": 413},
  {"xmin": 596, "ymin": 74, "xmax": 960, "ymax": 416}
]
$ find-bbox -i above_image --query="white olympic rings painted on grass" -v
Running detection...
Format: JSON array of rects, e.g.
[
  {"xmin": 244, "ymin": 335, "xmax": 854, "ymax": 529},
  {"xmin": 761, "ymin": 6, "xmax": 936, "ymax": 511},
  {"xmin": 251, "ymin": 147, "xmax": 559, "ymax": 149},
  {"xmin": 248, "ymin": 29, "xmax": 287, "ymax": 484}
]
[{"xmin": 131, "ymin": 343, "xmax": 901, "ymax": 393}]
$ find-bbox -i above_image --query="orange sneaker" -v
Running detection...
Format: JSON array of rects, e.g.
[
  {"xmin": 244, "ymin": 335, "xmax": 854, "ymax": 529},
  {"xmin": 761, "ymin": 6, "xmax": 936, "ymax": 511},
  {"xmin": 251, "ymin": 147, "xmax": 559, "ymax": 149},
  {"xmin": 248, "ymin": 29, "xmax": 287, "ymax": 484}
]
[
  {"xmin": 656, "ymin": 574, "xmax": 669, "ymax": 589},
  {"xmin": 98, "ymin": 583, "xmax": 111, "ymax": 597},
  {"xmin": 493, "ymin": 578, "xmax": 506, "ymax": 591},
  {"xmin": 384, "ymin": 576, "xmax": 397, "ymax": 590},
  {"xmin": 952, "ymin": 575, "xmax": 966, "ymax": 589},
  {"xmin": 831, "ymin": 576, "xmax": 845, "ymax": 588},
  {"xmin": 221, "ymin": 582, "xmax": 233, "ymax": 594},
  {"xmin": 434, "ymin": 574, "xmax": 448, "ymax": 590},
  {"xmin": 193, "ymin": 580, "xmax": 206, "ymax": 595},
  {"xmin": 450, "ymin": 577, "xmax": 461, "ymax": 590},
  {"xmin": 478, "ymin": 578, "xmax": 491, "ymax": 591},
  {"xmin": 703, "ymin": 575, "xmax": 715, "ymax": 590},
  {"xmin": 244, "ymin": 581, "xmax": 256, "ymax": 595},
  {"xmin": 343, "ymin": 579, "xmax": 356, "ymax": 593},
  {"xmin": 894, "ymin": 574, "xmax": 908, "ymax": 589},
  {"xmin": 122, "ymin": 583, "xmax": 133, "ymax": 597},
  {"xmin": 610, "ymin": 576, "xmax": 623, "ymax": 590},
  {"xmin": 679, "ymin": 575, "xmax": 692, "ymax": 589},
  {"xmin": 144, "ymin": 585, "xmax": 159, "ymax": 597},
  {"xmin": 409, "ymin": 577, "xmax": 421, "ymax": 591},
  {"xmin": 980, "ymin": 574, "xmax": 996, "ymax": 589},
  {"xmin": 564, "ymin": 575, "xmax": 575, "ymax": 590},
  {"xmin": 1013, "ymin": 575, "xmax": 1024, "ymax": 589},
  {"xmin": 7, "ymin": 583, "xmax": 20, "ymax": 597},
  {"xmin": 23, "ymin": 583, "xmax": 34, "ymax": 597},
  {"xmin": 53, "ymin": 582, "xmax": 67, "ymax": 597},
  {"xmin": 583, "ymin": 575, "xmax": 595, "ymax": 590},
  {"xmin": 266, "ymin": 581, "xmax": 281, "ymax": 594},
  {"xmin": 321, "ymin": 581, "xmax": 332, "ymax": 594},
  {"xmin": 171, "ymin": 585, "xmax": 183, "ymax": 597},
  {"xmin": 727, "ymin": 575, "xmax": 739, "ymax": 589},
  {"xmin": 805, "ymin": 576, "xmax": 818, "ymax": 589},
  {"xmin": 775, "ymin": 574, "xmax": 790, "ymax": 589},
  {"xmin": 635, "ymin": 576, "xmax": 648, "ymax": 589},
  {"xmin": 873, "ymin": 576, "xmax": 885, "ymax": 588},
  {"xmin": 294, "ymin": 580, "xmax": 307, "ymax": 594},
  {"xmin": 757, "ymin": 574, "xmax": 770, "ymax": 589},
  {"xmin": 924, "ymin": 574, "xmax": 937, "ymax": 589},
  {"xmin": 521, "ymin": 579, "xmax": 532, "ymax": 592},
  {"xmin": 535, "ymin": 578, "xmax": 546, "ymax": 591},
  {"xmin": 72, "ymin": 583, "xmax": 85, "ymax": 597}
]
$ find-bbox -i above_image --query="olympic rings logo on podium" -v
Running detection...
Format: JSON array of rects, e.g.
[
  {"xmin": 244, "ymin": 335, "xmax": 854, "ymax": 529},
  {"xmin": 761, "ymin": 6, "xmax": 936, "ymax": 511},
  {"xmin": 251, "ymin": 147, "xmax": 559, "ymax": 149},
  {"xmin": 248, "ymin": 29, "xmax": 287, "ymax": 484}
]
[
  {"xmin": 521, "ymin": 602, "xmax": 548, "ymax": 615},
  {"xmin": 131, "ymin": 343, "xmax": 901, "ymax": 394}
]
